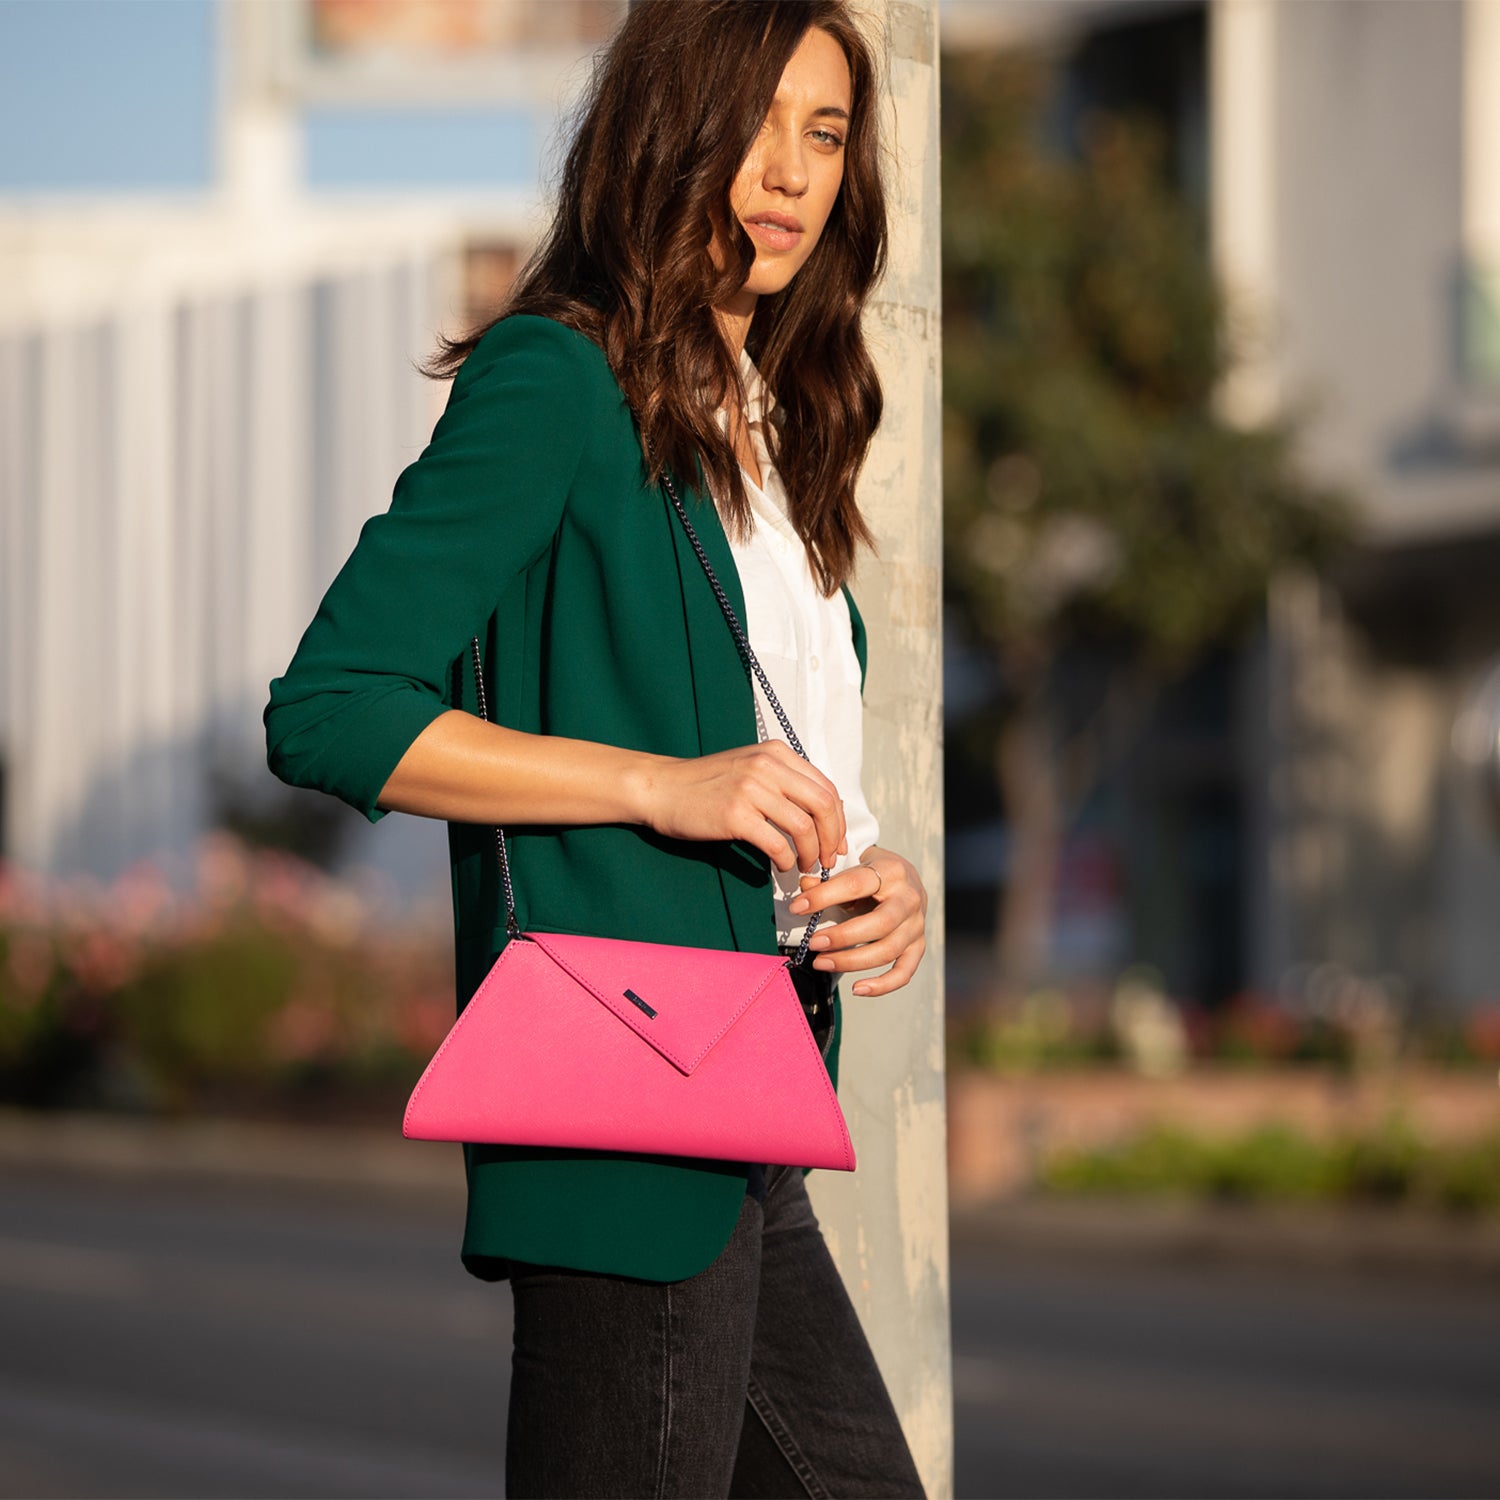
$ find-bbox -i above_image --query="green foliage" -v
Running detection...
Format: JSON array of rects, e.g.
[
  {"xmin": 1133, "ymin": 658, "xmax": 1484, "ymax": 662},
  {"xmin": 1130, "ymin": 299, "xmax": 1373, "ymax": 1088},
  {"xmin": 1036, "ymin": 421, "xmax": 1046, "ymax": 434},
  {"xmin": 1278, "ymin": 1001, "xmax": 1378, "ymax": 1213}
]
[
  {"xmin": 1043, "ymin": 1120, "xmax": 1206, "ymax": 1198},
  {"xmin": 1332, "ymin": 1111, "xmax": 1429, "ymax": 1202},
  {"xmin": 1426, "ymin": 1133, "xmax": 1500, "ymax": 1214},
  {"xmin": 1199, "ymin": 1122, "xmax": 1345, "ymax": 1201},
  {"xmin": 941, "ymin": 48, "xmax": 1355, "ymax": 670},
  {"xmin": 950, "ymin": 988, "xmax": 1121, "ymax": 1071},
  {"xmin": 0, "ymin": 838, "xmax": 454, "ymax": 1116},
  {"xmin": 1039, "ymin": 1113, "xmax": 1500, "ymax": 1214},
  {"xmin": 112, "ymin": 924, "xmax": 303, "ymax": 1092}
]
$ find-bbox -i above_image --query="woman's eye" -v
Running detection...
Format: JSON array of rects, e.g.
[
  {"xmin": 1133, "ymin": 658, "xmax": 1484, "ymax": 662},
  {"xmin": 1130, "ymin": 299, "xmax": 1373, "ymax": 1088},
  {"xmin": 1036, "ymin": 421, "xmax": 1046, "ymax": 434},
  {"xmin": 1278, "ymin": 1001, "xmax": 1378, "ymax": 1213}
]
[{"xmin": 809, "ymin": 129, "xmax": 845, "ymax": 149}]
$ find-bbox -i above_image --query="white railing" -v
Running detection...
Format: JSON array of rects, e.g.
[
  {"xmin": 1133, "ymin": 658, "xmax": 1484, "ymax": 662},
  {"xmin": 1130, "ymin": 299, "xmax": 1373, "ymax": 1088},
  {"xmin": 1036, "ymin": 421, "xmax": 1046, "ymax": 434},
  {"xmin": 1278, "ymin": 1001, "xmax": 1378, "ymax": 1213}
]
[{"xmin": 0, "ymin": 230, "xmax": 467, "ymax": 888}]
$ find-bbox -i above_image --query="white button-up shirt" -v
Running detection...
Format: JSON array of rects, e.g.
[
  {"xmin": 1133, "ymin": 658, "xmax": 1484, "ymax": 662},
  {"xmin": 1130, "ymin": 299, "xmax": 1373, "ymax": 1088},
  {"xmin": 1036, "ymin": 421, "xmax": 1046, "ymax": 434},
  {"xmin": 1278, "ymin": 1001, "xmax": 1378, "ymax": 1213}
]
[{"xmin": 713, "ymin": 348, "xmax": 881, "ymax": 947}]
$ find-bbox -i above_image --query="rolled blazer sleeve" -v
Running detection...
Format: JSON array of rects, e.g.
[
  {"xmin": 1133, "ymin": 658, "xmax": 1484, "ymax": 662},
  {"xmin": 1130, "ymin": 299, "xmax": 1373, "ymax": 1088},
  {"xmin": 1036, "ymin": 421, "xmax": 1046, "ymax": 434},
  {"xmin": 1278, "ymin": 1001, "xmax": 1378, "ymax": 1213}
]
[{"xmin": 263, "ymin": 315, "xmax": 593, "ymax": 824}]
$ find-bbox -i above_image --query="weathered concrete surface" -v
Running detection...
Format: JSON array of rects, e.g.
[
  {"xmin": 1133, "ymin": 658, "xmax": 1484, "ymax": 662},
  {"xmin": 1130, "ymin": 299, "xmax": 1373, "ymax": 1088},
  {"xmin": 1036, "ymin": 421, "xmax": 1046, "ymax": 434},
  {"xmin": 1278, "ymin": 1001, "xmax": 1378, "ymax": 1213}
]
[{"xmin": 805, "ymin": 4, "xmax": 951, "ymax": 1496}]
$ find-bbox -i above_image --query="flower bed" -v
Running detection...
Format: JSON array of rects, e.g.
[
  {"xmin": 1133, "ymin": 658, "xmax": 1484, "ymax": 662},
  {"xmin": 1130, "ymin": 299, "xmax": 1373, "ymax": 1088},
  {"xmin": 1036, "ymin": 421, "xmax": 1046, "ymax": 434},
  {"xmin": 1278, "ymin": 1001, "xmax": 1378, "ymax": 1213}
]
[
  {"xmin": 948, "ymin": 977, "xmax": 1500, "ymax": 1076},
  {"xmin": 0, "ymin": 835, "xmax": 454, "ymax": 1119}
]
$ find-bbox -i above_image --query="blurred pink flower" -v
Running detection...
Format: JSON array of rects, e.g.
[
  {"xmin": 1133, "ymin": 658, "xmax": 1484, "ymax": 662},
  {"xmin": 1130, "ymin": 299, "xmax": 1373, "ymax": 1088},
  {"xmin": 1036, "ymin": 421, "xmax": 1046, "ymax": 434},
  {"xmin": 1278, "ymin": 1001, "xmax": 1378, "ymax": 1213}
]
[
  {"xmin": 63, "ymin": 929, "xmax": 142, "ymax": 996},
  {"xmin": 267, "ymin": 998, "xmax": 343, "ymax": 1064},
  {"xmin": 1465, "ymin": 1006, "xmax": 1500, "ymax": 1061},
  {"xmin": 109, "ymin": 861, "xmax": 177, "ymax": 939},
  {"xmin": 197, "ymin": 832, "xmax": 250, "ymax": 910},
  {"xmin": 1216, "ymin": 993, "xmax": 1303, "ymax": 1059},
  {"xmin": 396, "ymin": 991, "xmax": 453, "ymax": 1056},
  {"xmin": 0, "ymin": 863, "xmax": 50, "ymax": 925},
  {"xmin": 56, "ymin": 874, "xmax": 106, "ymax": 933}
]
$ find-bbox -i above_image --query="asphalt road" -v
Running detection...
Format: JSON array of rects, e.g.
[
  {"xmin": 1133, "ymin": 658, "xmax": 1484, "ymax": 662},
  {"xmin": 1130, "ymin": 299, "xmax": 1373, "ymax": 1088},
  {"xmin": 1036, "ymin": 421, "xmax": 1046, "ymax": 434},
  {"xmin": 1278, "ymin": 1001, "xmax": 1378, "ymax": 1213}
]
[{"xmin": 0, "ymin": 1171, "xmax": 1497, "ymax": 1499}]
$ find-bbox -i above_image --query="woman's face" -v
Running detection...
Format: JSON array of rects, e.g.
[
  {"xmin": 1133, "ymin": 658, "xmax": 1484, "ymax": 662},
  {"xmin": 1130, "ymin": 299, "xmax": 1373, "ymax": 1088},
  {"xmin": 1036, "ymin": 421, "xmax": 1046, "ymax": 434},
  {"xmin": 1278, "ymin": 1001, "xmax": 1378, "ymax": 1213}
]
[{"xmin": 718, "ymin": 26, "xmax": 852, "ymax": 315}]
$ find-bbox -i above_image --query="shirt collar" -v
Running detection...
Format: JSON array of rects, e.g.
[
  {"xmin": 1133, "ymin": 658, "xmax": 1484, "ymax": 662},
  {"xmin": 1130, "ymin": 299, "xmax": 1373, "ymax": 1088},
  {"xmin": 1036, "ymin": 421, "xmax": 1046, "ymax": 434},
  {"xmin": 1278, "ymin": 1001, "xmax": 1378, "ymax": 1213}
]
[
  {"xmin": 711, "ymin": 347, "xmax": 795, "ymax": 534},
  {"xmin": 713, "ymin": 345, "xmax": 776, "ymax": 444},
  {"xmin": 737, "ymin": 344, "xmax": 776, "ymax": 430}
]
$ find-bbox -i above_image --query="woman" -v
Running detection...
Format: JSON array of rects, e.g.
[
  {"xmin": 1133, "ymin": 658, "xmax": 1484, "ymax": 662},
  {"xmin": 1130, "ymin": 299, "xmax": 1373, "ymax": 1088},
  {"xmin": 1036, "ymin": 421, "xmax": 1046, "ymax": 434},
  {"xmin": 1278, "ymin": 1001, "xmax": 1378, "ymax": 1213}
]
[{"xmin": 264, "ymin": 1, "xmax": 928, "ymax": 1494}]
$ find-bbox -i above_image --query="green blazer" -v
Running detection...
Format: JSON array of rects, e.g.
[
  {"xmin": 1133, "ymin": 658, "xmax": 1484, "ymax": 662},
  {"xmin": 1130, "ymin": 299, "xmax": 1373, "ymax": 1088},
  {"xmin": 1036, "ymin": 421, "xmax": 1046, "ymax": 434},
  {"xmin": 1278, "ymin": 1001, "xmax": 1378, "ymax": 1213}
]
[{"xmin": 263, "ymin": 313, "xmax": 868, "ymax": 1283}]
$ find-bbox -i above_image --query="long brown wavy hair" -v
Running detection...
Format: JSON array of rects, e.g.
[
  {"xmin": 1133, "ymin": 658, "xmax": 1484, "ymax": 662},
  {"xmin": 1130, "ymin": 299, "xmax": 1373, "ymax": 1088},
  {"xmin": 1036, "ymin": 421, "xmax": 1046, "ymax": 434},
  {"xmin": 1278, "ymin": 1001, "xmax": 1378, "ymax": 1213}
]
[{"xmin": 422, "ymin": 0, "xmax": 888, "ymax": 595}]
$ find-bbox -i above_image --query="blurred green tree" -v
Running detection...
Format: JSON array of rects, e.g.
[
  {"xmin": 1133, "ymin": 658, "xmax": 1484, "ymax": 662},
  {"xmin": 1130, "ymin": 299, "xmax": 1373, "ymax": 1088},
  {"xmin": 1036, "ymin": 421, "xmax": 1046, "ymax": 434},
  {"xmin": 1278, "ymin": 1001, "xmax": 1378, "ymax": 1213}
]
[{"xmin": 942, "ymin": 47, "xmax": 1354, "ymax": 1003}]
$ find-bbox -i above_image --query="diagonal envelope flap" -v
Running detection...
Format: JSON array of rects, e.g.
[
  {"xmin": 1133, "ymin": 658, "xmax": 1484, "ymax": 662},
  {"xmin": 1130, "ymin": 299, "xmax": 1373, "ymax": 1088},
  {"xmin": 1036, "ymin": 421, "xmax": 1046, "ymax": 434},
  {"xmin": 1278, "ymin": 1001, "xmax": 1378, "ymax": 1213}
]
[{"xmin": 527, "ymin": 931, "xmax": 790, "ymax": 1076}]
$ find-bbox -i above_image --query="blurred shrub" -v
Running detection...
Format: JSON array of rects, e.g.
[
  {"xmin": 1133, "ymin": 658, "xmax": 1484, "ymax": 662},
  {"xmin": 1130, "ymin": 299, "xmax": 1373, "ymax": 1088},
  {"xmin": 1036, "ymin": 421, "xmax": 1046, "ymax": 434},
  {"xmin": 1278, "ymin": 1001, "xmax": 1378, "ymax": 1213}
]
[
  {"xmin": 950, "ymin": 978, "xmax": 1500, "ymax": 1074},
  {"xmin": 1426, "ymin": 1133, "xmax": 1500, "ymax": 1213},
  {"xmin": 950, "ymin": 988, "xmax": 1120, "ymax": 1072},
  {"xmin": 1332, "ymin": 1112, "xmax": 1428, "ymax": 1203},
  {"xmin": 1199, "ymin": 1122, "xmax": 1343, "ymax": 1202},
  {"xmin": 1041, "ymin": 1120, "xmax": 1205, "ymax": 1196},
  {"xmin": 1038, "ymin": 1112, "xmax": 1500, "ymax": 1215},
  {"xmin": 0, "ymin": 835, "xmax": 453, "ymax": 1116}
]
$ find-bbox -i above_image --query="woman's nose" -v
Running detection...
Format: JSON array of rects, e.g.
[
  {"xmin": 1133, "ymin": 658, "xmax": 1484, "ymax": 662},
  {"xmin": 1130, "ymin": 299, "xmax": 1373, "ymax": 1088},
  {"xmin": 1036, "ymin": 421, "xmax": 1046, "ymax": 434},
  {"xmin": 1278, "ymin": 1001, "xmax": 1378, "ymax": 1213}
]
[{"xmin": 761, "ymin": 126, "xmax": 808, "ymax": 196}]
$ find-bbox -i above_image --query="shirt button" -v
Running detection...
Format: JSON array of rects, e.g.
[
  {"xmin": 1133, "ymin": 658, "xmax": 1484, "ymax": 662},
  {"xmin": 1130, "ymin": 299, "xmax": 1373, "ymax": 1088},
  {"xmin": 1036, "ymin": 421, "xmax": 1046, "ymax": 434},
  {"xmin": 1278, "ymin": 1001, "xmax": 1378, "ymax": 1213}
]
[{"xmin": 810, "ymin": 655, "xmax": 821, "ymax": 671}]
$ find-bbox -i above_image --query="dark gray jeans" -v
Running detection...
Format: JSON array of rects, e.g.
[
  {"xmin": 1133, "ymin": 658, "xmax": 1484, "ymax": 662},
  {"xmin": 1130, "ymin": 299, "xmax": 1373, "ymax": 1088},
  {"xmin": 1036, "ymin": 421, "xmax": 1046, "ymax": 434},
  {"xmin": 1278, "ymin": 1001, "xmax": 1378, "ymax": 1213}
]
[{"xmin": 503, "ymin": 1006, "xmax": 926, "ymax": 1498}]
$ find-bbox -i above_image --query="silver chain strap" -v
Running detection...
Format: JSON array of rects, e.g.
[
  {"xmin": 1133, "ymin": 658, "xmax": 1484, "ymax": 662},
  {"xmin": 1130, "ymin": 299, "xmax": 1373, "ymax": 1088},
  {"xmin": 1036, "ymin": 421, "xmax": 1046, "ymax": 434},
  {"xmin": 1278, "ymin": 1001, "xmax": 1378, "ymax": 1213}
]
[
  {"xmin": 469, "ymin": 636, "xmax": 520, "ymax": 940},
  {"xmin": 471, "ymin": 471, "xmax": 832, "ymax": 967},
  {"xmin": 658, "ymin": 471, "xmax": 831, "ymax": 967}
]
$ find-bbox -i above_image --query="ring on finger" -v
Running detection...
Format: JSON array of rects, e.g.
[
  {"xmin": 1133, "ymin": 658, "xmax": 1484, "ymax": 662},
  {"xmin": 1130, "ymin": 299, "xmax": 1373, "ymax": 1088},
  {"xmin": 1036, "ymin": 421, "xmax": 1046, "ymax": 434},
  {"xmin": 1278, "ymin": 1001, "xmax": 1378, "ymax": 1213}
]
[{"xmin": 862, "ymin": 861, "xmax": 883, "ymax": 898}]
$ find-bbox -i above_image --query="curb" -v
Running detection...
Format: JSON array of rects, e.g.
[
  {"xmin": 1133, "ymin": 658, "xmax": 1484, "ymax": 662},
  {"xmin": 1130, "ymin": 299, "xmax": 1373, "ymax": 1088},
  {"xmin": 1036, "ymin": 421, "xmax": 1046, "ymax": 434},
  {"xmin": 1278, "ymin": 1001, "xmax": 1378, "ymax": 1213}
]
[
  {"xmin": 950, "ymin": 1193, "xmax": 1500, "ymax": 1280},
  {"xmin": 4, "ymin": 1109, "xmax": 1497, "ymax": 1277},
  {"xmin": 0, "ymin": 1107, "xmax": 467, "ymax": 1210}
]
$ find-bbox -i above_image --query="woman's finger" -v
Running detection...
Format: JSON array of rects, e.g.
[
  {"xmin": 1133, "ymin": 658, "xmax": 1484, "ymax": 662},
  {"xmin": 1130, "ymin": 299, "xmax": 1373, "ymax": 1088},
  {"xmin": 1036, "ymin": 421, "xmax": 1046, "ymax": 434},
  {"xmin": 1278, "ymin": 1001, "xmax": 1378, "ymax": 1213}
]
[
  {"xmin": 728, "ymin": 799, "xmax": 806, "ymax": 871},
  {"xmin": 802, "ymin": 878, "xmax": 918, "ymax": 945},
  {"xmin": 804, "ymin": 896, "xmax": 910, "ymax": 952},
  {"xmin": 811, "ymin": 914, "xmax": 922, "ymax": 974},
  {"xmin": 801, "ymin": 881, "xmax": 917, "ymax": 951},
  {"xmin": 726, "ymin": 753, "xmax": 837, "ymax": 871},
  {"xmin": 850, "ymin": 938, "xmax": 927, "ymax": 997},
  {"xmin": 757, "ymin": 801, "xmax": 821, "ymax": 874},
  {"xmin": 750, "ymin": 751, "xmax": 845, "ymax": 869},
  {"xmin": 789, "ymin": 861, "xmax": 882, "ymax": 914},
  {"xmin": 774, "ymin": 766, "xmax": 846, "ymax": 868}
]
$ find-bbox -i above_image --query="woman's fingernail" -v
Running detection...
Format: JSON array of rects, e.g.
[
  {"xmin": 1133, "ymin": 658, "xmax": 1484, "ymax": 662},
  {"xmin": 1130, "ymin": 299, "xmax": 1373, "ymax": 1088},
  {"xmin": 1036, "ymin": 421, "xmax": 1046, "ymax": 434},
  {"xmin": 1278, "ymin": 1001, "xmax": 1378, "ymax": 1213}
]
[
  {"xmin": 813, "ymin": 956, "xmax": 834, "ymax": 970},
  {"xmin": 852, "ymin": 984, "xmax": 869, "ymax": 995},
  {"xmin": 789, "ymin": 897, "xmax": 810, "ymax": 914},
  {"xmin": 810, "ymin": 934, "xmax": 829, "ymax": 949}
]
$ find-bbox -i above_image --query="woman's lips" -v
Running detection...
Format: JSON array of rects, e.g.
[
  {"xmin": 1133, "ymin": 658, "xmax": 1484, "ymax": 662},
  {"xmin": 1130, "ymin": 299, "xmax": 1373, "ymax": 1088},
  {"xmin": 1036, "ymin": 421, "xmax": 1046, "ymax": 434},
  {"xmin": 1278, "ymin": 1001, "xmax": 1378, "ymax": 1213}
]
[{"xmin": 743, "ymin": 216, "xmax": 804, "ymax": 252}]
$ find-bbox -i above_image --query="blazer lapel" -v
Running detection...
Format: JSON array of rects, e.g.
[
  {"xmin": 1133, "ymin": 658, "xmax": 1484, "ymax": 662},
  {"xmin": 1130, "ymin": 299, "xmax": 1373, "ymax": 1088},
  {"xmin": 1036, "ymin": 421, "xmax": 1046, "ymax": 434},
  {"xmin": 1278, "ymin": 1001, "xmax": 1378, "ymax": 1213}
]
[
  {"xmin": 663, "ymin": 465, "xmax": 777, "ymax": 955},
  {"xmin": 841, "ymin": 582, "xmax": 868, "ymax": 690}
]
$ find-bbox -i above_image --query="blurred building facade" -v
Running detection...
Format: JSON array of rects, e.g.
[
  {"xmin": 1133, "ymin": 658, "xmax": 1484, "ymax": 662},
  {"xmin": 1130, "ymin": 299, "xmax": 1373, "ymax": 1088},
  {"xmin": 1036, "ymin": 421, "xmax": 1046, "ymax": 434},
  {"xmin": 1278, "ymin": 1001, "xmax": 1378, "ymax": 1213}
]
[
  {"xmin": 942, "ymin": 0, "xmax": 1500, "ymax": 1015},
  {"xmin": 0, "ymin": 0, "xmax": 622, "ymax": 904}
]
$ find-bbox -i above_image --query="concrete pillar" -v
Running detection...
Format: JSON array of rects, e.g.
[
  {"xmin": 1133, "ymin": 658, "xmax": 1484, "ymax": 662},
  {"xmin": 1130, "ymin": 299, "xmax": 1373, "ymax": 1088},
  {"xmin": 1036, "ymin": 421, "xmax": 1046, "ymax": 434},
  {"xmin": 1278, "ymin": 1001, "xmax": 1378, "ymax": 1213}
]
[
  {"xmin": 1463, "ymin": 0, "xmax": 1500, "ymax": 381},
  {"xmin": 807, "ymin": 3, "xmax": 951, "ymax": 1495},
  {"xmin": 1464, "ymin": 0, "xmax": 1500, "ymax": 263},
  {"xmin": 1209, "ymin": 0, "xmax": 1281, "ymax": 427}
]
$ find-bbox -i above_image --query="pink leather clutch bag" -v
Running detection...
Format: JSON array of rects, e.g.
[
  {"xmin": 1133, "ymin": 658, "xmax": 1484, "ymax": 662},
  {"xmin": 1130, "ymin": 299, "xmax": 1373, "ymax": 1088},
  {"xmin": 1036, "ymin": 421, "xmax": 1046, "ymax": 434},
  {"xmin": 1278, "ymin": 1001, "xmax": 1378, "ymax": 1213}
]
[{"xmin": 403, "ymin": 930, "xmax": 855, "ymax": 1171}]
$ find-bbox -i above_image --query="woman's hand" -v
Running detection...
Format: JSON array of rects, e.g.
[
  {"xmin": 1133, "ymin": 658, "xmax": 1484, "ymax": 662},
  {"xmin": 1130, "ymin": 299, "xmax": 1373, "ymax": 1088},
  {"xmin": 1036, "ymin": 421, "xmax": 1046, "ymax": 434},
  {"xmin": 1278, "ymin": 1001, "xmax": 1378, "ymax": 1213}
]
[
  {"xmin": 788, "ymin": 845, "xmax": 927, "ymax": 997},
  {"xmin": 632, "ymin": 740, "xmax": 848, "ymax": 874}
]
